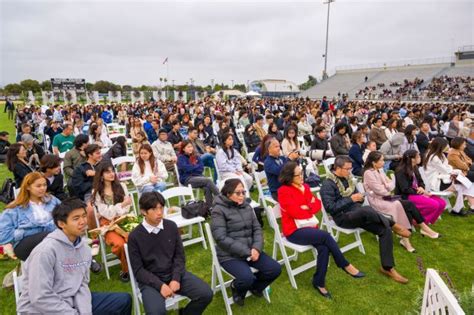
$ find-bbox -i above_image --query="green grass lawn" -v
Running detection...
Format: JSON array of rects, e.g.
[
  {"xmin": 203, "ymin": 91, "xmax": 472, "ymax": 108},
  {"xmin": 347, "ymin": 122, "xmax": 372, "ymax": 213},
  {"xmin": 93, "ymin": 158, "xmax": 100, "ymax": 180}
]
[{"xmin": 0, "ymin": 103, "xmax": 473, "ymax": 314}]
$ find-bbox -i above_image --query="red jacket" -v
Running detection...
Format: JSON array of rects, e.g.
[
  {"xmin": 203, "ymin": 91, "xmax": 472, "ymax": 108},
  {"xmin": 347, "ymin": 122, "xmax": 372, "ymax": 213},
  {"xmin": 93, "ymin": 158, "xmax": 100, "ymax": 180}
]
[{"xmin": 277, "ymin": 184, "xmax": 322, "ymax": 237}]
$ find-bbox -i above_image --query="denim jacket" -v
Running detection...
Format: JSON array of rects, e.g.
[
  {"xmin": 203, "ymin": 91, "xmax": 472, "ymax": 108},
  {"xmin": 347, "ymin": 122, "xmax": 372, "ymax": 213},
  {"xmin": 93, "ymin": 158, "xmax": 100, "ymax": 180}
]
[{"xmin": 0, "ymin": 196, "xmax": 61, "ymax": 247}]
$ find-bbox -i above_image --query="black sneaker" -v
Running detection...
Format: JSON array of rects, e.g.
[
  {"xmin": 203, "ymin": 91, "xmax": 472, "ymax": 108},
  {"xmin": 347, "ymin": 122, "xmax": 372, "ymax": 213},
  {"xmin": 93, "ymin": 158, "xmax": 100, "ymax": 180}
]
[
  {"xmin": 90, "ymin": 259, "xmax": 102, "ymax": 274},
  {"xmin": 230, "ymin": 281, "xmax": 245, "ymax": 306},
  {"xmin": 119, "ymin": 271, "xmax": 130, "ymax": 283},
  {"xmin": 450, "ymin": 211, "xmax": 467, "ymax": 217}
]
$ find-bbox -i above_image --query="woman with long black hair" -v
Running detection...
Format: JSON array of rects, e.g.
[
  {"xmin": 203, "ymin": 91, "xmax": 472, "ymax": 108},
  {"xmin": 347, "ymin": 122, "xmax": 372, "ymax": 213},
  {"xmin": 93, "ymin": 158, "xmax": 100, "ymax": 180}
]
[
  {"xmin": 216, "ymin": 132, "xmax": 253, "ymax": 189},
  {"xmin": 6, "ymin": 143, "xmax": 34, "ymax": 187},
  {"xmin": 177, "ymin": 140, "xmax": 219, "ymax": 208},
  {"xmin": 92, "ymin": 162, "xmax": 133, "ymax": 282}
]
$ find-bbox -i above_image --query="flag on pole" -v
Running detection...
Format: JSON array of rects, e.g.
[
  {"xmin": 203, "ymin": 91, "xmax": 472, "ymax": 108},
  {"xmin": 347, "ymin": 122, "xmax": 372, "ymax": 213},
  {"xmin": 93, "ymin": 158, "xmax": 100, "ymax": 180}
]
[{"xmin": 162, "ymin": 57, "xmax": 168, "ymax": 64}]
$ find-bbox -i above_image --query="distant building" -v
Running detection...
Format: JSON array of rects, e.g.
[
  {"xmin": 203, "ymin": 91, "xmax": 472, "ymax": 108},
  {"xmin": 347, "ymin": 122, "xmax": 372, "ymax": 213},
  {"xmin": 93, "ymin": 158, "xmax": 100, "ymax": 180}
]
[{"xmin": 249, "ymin": 79, "xmax": 299, "ymax": 97}]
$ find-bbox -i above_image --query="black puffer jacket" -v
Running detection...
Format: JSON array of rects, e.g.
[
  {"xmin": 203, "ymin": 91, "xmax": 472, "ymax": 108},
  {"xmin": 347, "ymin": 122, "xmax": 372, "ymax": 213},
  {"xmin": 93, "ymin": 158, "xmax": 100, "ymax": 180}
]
[
  {"xmin": 320, "ymin": 176, "xmax": 359, "ymax": 218},
  {"xmin": 211, "ymin": 195, "xmax": 263, "ymax": 263}
]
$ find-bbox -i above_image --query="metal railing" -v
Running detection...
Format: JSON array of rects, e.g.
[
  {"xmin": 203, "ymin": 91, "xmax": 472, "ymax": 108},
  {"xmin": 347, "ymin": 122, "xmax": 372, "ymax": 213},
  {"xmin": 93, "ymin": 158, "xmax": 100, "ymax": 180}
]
[
  {"xmin": 335, "ymin": 56, "xmax": 455, "ymax": 72},
  {"xmin": 458, "ymin": 45, "xmax": 474, "ymax": 53}
]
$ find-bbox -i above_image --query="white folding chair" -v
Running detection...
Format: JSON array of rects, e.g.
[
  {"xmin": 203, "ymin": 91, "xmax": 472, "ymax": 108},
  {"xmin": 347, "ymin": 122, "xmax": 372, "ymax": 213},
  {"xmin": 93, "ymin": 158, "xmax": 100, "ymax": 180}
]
[
  {"xmin": 14, "ymin": 187, "xmax": 20, "ymax": 199},
  {"xmin": 43, "ymin": 134, "xmax": 51, "ymax": 154},
  {"xmin": 13, "ymin": 271, "xmax": 22, "ymax": 315},
  {"xmin": 421, "ymin": 268, "xmax": 465, "ymax": 315},
  {"xmin": 252, "ymin": 167, "xmax": 277, "ymax": 209},
  {"xmin": 297, "ymin": 136, "xmax": 309, "ymax": 151},
  {"xmin": 321, "ymin": 157, "xmax": 335, "ymax": 178},
  {"xmin": 124, "ymin": 244, "xmax": 188, "ymax": 315},
  {"xmin": 92, "ymin": 207, "xmax": 121, "ymax": 280},
  {"xmin": 107, "ymin": 122, "xmax": 120, "ymax": 133},
  {"xmin": 111, "ymin": 156, "xmax": 139, "ymax": 215},
  {"xmin": 212, "ymin": 158, "xmax": 221, "ymax": 183},
  {"xmin": 316, "ymin": 192, "xmax": 366, "ymax": 255},
  {"xmin": 204, "ymin": 223, "xmax": 270, "ymax": 315},
  {"xmin": 247, "ymin": 152, "xmax": 255, "ymax": 164},
  {"xmin": 418, "ymin": 167, "xmax": 454, "ymax": 212},
  {"xmin": 265, "ymin": 204, "xmax": 318, "ymax": 289},
  {"xmin": 161, "ymin": 185, "xmax": 207, "ymax": 249},
  {"xmin": 174, "ymin": 163, "xmax": 202, "ymax": 200}
]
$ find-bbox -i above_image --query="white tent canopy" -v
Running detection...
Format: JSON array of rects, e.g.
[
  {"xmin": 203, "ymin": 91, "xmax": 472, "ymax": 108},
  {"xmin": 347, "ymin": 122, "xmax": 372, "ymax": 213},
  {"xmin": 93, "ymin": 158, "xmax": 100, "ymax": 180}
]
[
  {"xmin": 245, "ymin": 91, "xmax": 262, "ymax": 97},
  {"xmin": 211, "ymin": 89, "xmax": 245, "ymax": 98}
]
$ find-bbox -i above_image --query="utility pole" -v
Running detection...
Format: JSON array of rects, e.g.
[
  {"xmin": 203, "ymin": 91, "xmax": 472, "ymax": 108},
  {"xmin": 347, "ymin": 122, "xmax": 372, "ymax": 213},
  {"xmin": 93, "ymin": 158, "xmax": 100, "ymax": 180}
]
[{"xmin": 322, "ymin": 0, "xmax": 335, "ymax": 80}]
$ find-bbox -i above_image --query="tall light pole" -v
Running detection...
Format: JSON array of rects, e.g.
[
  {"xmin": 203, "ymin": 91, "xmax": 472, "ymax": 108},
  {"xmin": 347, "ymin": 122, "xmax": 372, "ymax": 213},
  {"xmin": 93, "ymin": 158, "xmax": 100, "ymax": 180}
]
[{"xmin": 322, "ymin": 0, "xmax": 335, "ymax": 80}]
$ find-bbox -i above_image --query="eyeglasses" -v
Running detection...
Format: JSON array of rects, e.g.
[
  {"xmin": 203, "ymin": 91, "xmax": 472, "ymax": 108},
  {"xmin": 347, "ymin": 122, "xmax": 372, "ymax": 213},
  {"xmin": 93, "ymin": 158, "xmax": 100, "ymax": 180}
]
[{"xmin": 233, "ymin": 190, "xmax": 247, "ymax": 196}]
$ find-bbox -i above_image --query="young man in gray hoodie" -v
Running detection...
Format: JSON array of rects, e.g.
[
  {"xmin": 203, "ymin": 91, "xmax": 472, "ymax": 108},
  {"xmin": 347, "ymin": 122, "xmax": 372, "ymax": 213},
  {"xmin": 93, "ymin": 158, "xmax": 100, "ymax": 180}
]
[{"xmin": 17, "ymin": 198, "xmax": 132, "ymax": 315}]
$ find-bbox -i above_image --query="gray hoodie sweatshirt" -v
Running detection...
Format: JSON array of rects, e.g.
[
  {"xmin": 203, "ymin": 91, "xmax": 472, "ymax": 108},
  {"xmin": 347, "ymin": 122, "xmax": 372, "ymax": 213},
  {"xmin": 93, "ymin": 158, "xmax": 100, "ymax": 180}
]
[
  {"xmin": 380, "ymin": 132, "xmax": 404, "ymax": 160},
  {"xmin": 17, "ymin": 229, "xmax": 92, "ymax": 315}
]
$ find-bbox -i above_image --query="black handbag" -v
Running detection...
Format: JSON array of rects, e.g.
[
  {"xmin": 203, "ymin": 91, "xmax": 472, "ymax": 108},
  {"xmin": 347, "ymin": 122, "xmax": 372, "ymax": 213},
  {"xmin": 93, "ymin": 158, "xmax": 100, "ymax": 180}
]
[
  {"xmin": 382, "ymin": 195, "xmax": 402, "ymax": 201},
  {"xmin": 0, "ymin": 178, "xmax": 15, "ymax": 204}
]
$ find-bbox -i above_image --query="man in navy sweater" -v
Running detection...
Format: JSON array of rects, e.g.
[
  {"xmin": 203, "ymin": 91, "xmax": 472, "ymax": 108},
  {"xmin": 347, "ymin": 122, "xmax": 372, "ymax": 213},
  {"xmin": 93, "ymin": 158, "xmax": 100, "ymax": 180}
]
[
  {"xmin": 264, "ymin": 138, "xmax": 299, "ymax": 200},
  {"xmin": 128, "ymin": 192, "xmax": 213, "ymax": 315}
]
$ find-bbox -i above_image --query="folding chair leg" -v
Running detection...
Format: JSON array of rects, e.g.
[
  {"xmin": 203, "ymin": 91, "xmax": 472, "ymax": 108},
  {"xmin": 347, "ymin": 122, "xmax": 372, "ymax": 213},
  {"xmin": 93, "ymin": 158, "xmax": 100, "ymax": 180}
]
[
  {"xmin": 215, "ymin": 264, "xmax": 233, "ymax": 315},
  {"xmin": 263, "ymin": 287, "xmax": 271, "ymax": 303},
  {"xmin": 133, "ymin": 297, "xmax": 141, "ymax": 315},
  {"xmin": 279, "ymin": 243, "xmax": 298, "ymax": 289},
  {"xmin": 100, "ymin": 236, "xmax": 111, "ymax": 280},
  {"xmin": 187, "ymin": 225, "xmax": 193, "ymax": 240},
  {"xmin": 211, "ymin": 265, "xmax": 217, "ymax": 293},
  {"xmin": 198, "ymin": 223, "xmax": 208, "ymax": 249},
  {"xmin": 355, "ymin": 231, "xmax": 365, "ymax": 254},
  {"xmin": 272, "ymin": 239, "xmax": 278, "ymax": 261}
]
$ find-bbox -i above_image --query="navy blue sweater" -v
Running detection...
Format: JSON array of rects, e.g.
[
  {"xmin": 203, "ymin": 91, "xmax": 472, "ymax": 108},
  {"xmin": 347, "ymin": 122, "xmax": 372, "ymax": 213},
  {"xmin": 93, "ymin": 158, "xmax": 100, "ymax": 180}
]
[
  {"xmin": 264, "ymin": 155, "xmax": 288, "ymax": 193},
  {"xmin": 348, "ymin": 143, "xmax": 364, "ymax": 177},
  {"xmin": 177, "ymin": 154, "xmax": 204, "ymax": 185}
]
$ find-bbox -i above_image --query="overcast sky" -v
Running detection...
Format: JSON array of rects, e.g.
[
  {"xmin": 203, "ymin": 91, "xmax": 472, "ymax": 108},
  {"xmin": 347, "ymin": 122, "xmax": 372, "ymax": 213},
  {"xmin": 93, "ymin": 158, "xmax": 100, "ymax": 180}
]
[{"xmin": 0, "ymin": 0, "xmax": 472, "ymax": 87}]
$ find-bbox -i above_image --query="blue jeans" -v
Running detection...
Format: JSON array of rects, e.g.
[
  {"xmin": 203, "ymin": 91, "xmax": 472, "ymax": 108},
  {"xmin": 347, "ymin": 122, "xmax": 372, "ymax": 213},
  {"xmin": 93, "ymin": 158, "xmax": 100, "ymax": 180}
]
[
  {"xmin": 92, "ymin": 292, "xmax": 132, "ymax": 315},
  {"xmin": 287, "ymin": 228, "xmax": 349, "ymax": 288},
  {"xmin": 220, "ymin": 251, "xmax": 281, "ymax": 297},
  {"xmin": 200, "ymin": 153, "xmax": 217, "ymax": 181},
  {"xmin": 139, "ymin": 182, "xmax": 167, "ymax": 194}
]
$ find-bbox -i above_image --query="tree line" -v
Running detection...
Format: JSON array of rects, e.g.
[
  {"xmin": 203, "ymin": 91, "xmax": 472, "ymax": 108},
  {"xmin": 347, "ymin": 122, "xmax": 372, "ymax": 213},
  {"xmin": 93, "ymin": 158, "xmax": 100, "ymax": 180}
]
[{"xmin": 1, "ymin": 76, "xmax": 317, "ymax": 95}]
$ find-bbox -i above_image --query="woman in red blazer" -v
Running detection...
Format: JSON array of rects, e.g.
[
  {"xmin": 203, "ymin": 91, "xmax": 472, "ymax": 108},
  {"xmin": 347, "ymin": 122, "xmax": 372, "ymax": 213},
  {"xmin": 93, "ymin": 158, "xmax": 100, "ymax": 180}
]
[{"xmin": 278, "ymin": 161, "xmax": 365, "ymax": 299}]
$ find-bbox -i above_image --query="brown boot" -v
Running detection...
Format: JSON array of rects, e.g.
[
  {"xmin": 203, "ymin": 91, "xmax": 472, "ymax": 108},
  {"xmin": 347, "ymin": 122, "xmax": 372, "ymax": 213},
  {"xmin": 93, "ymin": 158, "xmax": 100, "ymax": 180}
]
[
  {"xmin": 379, "ymin": 267, "xmax": 409, "ymax": 284},
  {"xmin": 392, "ymin": 223, "xmax": 411, "ymax": 238}
]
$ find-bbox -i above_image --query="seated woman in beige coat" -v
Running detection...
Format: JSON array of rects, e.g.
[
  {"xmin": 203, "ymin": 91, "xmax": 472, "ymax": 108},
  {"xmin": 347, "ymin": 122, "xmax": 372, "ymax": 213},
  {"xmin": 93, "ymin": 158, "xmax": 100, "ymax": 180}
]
[
  {"xmin": 448, "ymin": 137, "xmax": 474, "ymax": 182},
  {"xmin": 363, "ymin": 151, "xmax": 439, "ymax": 253}
]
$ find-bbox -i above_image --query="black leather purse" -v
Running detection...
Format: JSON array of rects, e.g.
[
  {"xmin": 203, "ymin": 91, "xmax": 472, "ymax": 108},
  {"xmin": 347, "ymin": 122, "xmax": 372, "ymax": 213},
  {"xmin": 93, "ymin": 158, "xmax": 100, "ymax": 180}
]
[{"xmin": 382, "ymin": 195, "xmax": 402, "ymax": 201}]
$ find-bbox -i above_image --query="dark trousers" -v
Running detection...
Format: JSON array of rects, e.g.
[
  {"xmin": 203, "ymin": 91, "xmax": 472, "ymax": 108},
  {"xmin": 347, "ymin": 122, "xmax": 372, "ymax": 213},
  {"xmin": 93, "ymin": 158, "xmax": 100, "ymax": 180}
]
[
  {"xmin": 287, "ymin": 228, "xmax": 349, "ymax": 288},
  {"xmin": 271, "ymin": 191, "xmax": 278, "ymax": 202},
  {"xmin": 92, "ymin": 292, "xmax": 132, "ymax": 315},
  {"xmin": 185, "ymin": 176, "xmax": 219, "ymax": 208},
  {"xmin": 220, "ymin": 251, "xmax": 281, "ymax": 297},
  {"xmin": 14, "ymin": 231, "xmax": 50, "ymax": 261},
  {"xmin": 399, "ymin": 200, "xmax": 425, "ymax": 225},
  {"xmin": 334, "ymin": 205, "xmax": 395, "ymax": 269},
  {"xmin": 140, "ymin": 271, "xmax": 213, "ymax": 315}
]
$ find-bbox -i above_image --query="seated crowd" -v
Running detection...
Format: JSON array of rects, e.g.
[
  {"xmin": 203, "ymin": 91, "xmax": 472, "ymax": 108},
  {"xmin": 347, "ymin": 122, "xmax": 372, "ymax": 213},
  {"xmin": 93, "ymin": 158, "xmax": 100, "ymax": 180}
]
[
  {"xmin": 0, "ymin": 97, "xmax": 473, "ymax": 314},
  {"xmin": 355, "ymin": 75, "xmax": 472, "ymax": 101}
]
